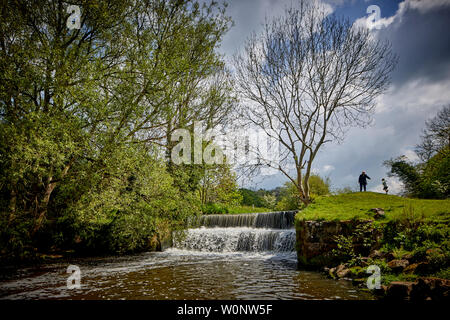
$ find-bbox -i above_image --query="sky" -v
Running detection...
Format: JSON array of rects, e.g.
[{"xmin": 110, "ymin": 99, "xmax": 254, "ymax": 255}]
[{"xmin": 217, "ymin": 0, "xmax": 450, "ymax": 194}]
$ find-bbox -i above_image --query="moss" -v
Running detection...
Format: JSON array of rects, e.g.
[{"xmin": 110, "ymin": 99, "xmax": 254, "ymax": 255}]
[{"xmin": 349, "ymin": 266, "xmax": 366, "ymax": 278}]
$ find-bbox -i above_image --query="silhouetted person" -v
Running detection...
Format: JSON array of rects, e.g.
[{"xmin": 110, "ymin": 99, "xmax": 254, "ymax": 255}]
[
  {"xmin": 382, "ymin": 178, "xmax": 389, "ymax": 194},
  {"xmin": 358, "ymin": 171, "xmax": 371, "ymax": 192}
]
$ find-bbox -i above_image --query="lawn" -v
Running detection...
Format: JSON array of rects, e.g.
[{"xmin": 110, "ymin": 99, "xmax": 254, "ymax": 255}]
[{"xmin": 296, "ymin": 192, "xmax": 450, "ymax": 222}]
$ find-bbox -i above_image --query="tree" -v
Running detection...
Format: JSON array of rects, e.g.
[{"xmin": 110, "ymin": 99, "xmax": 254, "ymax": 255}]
[
  {"xmin": 233, "ymin": 1, "xmax": 396, "ymax": 205},
  {"xmin": 385, "ymin": 105, "xmax": 450, "ymax": 199},
  {"xmin": 0, "ymin": 0, "xmax": 233, "ymax": 259},
  {"xmin": 262, "ymin": 194, "xmax": 277, "ymax": 209},
  {"xmin": 415, "ymin": 105, "xmax": 450, "ymax": 161},
  {"xmin": 239, "ymin": 188, "xmax": 264, "ymax": 207}
]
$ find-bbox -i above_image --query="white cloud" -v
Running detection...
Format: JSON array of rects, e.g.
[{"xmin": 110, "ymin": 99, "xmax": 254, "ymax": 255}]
[
  {"xmin": 402, "ymin": 149, "xmax": 420, "ymax": 162},
  {"xmin": 369, "ymin": 177, "xmax": 404, "ymax": 195},
  {"xmin": 323, "ymin": 165, "xmax": 335, "ymax": 173},
  {"xmin": 354, "ymin": 0, "xmax": 450, "ymax": 32}
]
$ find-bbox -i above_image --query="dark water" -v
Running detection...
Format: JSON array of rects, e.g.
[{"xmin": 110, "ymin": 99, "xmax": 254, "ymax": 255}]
[{"xmin": 0, "ymin": 250, "xmax": 374, "ymax": 300}]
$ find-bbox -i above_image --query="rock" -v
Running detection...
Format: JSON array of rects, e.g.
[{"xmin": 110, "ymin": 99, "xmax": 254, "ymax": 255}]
[
  {"xmin": 403, "ymin": 263, "xmax": 419, "ymax": 274},
  {"xmin": 335, "ymin": 264, "xmax": 351, "ymax": 278},
  {"xmin": 402, "ymin": 253, "xmax": 413, "ymax": 261},
  {"xmin": 369, "ymin": 250, "xmax": 384, "ymax": 259},
  {"xmin": 387, "ymin": 259, "xmax": 409, "ymax": 272},
  {"xmin": 385, "ymin": 281, "xmax": 414, "ymax": 300},
  {"xmin": 359, "ymin": 256, "xmax": 370, "ymax": 266},
  {"xmin": 370, "ymin": 208, "xmax": 385, "ymax": 219},
  {"xmin": 426, "ymin": 248, "xmax": 443, "ymax": 256},
  {"xmin": 410, "ymin": 278, "xmax": 450, "ymax": 301},
  {"xmin": 384, "ymin": 252, "xmax": 395, "ymax": 261},
  {"xmin": 328, "ymin": 267, "xmax": 336, "ymax": 278}
]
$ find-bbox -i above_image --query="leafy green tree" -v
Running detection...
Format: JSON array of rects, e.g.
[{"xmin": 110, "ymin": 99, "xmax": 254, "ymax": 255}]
[
  {"xmin": 276, "ymin": 175, "xmax": 330, "ymax": 210},
  {"xmin": 198, "ymin": 162, "xmax": 242, "ymax": 207},
  {"xmin": 262, "ymin": 194, "xmax": 277, "ymax": 210},
  {"xmin": 385, "ymin": 106, "xmax": 450, "ymax": 199},
  {"xmin": 0, "ymin": 0, "xmax": 233, "ymax": 260},
  {"xmin": 239, "ymin": 188, "xmax": 264, "ymax": 207}
]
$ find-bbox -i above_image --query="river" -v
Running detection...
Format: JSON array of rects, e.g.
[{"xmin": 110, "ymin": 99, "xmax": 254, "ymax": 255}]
[{"xmin": 0, "ymin": 212, "xmax": 374, "ymax": 300}]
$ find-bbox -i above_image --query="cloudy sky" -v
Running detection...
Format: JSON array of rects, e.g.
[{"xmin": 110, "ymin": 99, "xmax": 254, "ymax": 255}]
[{"xmin": 219, "ymin": 0, "xmax": 450, "ymax": 194}]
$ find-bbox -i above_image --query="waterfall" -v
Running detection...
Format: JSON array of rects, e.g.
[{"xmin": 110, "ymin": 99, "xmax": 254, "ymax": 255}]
[
  {"xmin": 173, "ymin": 211, "xmax": 297, "ymax": 254},
  {"xmin": 196, "ymin": 211, "xmax": 296, "ymax": 229}
]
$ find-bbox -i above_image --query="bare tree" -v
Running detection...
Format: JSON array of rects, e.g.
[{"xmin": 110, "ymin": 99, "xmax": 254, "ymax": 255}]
[
  {"xmin": 415, "ymin": 105, "xmax": 450, "ymax": 162},
  {"xmin": 233, "ymin": 1, "xmax": 397, "ymax": 205}
]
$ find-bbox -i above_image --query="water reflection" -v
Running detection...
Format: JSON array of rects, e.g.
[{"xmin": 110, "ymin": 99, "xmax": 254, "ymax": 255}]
[{"xmin": 0, "ymin": 250, "xmax": 374, "ymax": 300}]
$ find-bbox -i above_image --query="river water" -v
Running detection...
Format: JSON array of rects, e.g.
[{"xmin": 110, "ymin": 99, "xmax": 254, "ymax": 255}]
[{"xmin": 0, "ymin": 212, "xmax": 374, "ymax": 300}]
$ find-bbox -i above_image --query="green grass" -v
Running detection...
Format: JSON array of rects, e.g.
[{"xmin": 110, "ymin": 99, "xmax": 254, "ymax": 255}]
[
  {"xmin": 226, "ymin": 205, "xmax": 273, "ymax": 214},
  {"xmin": 296, "ymin": 192, "xmax": 450, "ymax": 222}
]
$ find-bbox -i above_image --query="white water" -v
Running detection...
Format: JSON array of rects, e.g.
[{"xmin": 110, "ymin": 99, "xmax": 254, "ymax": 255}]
[{"xmin": 174, "ymin": 227, "xmax": 296, "ymax": 253}]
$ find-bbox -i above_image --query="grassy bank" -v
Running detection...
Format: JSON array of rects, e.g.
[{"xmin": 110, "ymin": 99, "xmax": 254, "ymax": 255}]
[
  {"xmin": 294, "ymin": 192, "xmax": 450, "ymax": 298},
  {"xmin": 296, "ymin": 192, "xmax": 450, "ymax": 222}
]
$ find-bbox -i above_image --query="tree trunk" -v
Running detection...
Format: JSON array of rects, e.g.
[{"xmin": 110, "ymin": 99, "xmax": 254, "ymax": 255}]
[
  {"xmin": 31, "ymin": 162, "xmax": 72, "ymax": 235},
  {"xmin": 8, "ymin": 185, "xmax": 17, "ymax": 224}
]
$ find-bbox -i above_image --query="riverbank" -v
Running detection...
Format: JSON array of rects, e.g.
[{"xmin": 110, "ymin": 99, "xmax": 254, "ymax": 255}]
[{"xmin": 295, "ymin": 192, "xmax": 450, "ymax": 300}]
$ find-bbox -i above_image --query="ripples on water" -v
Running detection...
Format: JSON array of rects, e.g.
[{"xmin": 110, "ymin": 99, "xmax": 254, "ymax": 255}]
[{"xmin": 0, "ymin": 249, "xmax": 374, "ymax": 300}]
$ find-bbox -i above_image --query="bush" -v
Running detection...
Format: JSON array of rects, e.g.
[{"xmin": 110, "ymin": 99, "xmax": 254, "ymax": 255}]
[{"xmin": 201, "ymin": 203, "xmax": 229, "ymax": 215}]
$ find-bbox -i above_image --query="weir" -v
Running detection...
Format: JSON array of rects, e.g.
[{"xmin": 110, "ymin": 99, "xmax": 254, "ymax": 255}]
[
  {"xmin": 196, "ymin": 211, "xmax": 296, "ymax": 229},
  {"xmin": 173, "ymin": 211, "xmax": 297, "ymax": 253}
]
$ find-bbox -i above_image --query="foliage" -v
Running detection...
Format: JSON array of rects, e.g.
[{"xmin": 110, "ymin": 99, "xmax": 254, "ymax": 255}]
[
  {"xmin": 276, "ymin": 182, "xmax": 301, "ymax": 211},
  {"xmin": 384, "ymin": 149, "xmax": 450, "ymax": 199},
  {"xmin": 0, "ymin": 0, "xmax": 233, "ymax": 262},
  {"xmin": 415, "ymin": 105, "xmax": 450, "ymax": 162},
  {"xmin": 226, "ymin": 205, "xmax": 271, "ymax": 214},
  {"xmin": 276, "ymin": 175, "xmax": 330, "ymax": 211},
  {"xmin": 198, "ymin": 163, "xmax": 242, "ymax": 207},
  {"xmin": 261, "ymin": 194, "xmax": 277, "ymax": 210},
  {"xmin": 201, "ymin": 202, "xmax": 229, "ymax": 215},
  {"xmin": 331, "ymin": 222, "xmax": 377, "ymax": 266},
  {"xmin": 385, "ymin": 105, "xmax": 450, "ymax": 199},
  {"xmin": 239, "ymin": 188, "xmax": 265, "ymax": 207}
]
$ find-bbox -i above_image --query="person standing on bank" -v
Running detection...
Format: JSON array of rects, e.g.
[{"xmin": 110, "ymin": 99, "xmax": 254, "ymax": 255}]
[{"xmin": 358, "ymin": 171, "xmax": 371, "ymax": 192}]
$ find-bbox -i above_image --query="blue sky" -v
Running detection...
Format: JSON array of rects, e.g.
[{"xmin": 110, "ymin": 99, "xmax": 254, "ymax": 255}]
[{"xmin": 217, "ymin": 0, "xmax": 450, "ymax": 194}]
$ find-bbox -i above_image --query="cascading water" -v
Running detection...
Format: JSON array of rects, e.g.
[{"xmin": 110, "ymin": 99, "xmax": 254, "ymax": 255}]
[{"xmin": 173, "ymin": 211, "xmax": 297, "ymax": 254}]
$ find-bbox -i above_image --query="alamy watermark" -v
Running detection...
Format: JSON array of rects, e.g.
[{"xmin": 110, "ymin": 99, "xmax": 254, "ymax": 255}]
[
  {"xmin": 66, "ymin": 264, "xmax": 81, "ymax": 289},
  {"xmin": 170, "ymin": 121, "xmax": 280, "ymax": 176},
  {"xmin": 366, "ymin": 5, "xmax": 382, "ymax": 30},
  {"xmin": 67, "ymin": 5, "xmax": 81, "ymax": 30},
  {"xmin": 366, "ymin": 264, "xmax": 381, "ymax": 289}
]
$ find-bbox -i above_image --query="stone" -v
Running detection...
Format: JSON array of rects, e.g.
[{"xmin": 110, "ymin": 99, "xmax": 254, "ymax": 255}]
[
  {"xmin": 402, "ymin": 253, "xmax": 413, "ymax": 261},
  {"xmin": 385, "ymin": 281, "xmax": 414, "ymax": 300},
  {"xmin": 387, "ymin": 259, "xmax": 409, "ymax": 272},
  {"xmin": 335, "ymin": 264, "xmax": 351, "ymax": 278},
  {"xmin": 384, "ymin": 252, "xmax": 395, "ymax": 261},
  {"xmin": 403, "ymin": 262, "xmax": 430, "ymax": 275},
  {"xmin": 403, "ymin": 263, "xmax": 419, "ymax": 274},
  {"xmin": 410, "ymin": 278, "xmax": 450, "ymax": 301},
  {"xmin": 369, "ymin": 250, "xmax": 384, "ymax": 259},
  {"xmin": 370, "ymin": 208, "xmax": 385, "ymax": 219},
  {"xmin": 328, "ymin": 267, "xmax": 336, "ymax": 278}
]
